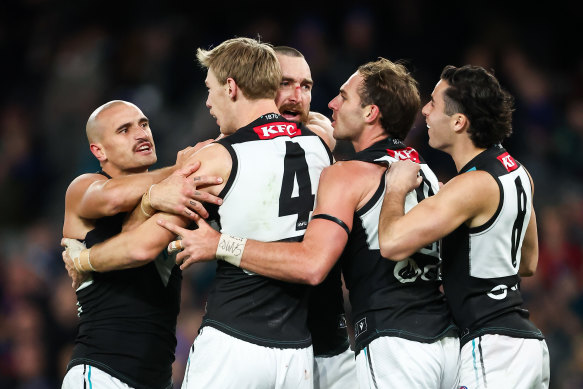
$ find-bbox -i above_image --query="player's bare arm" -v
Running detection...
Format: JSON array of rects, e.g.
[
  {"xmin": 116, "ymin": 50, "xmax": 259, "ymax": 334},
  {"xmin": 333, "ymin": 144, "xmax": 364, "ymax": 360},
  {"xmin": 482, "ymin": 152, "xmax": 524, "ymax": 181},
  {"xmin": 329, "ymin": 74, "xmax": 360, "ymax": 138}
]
[
  {"xmin": 379, "ymin": 160, "xmax": 500, "ymax": 260},
  {"xmin": 63, "ymin": 141, "xmax": 218, "ymax": 239},
  {"xmin": 63, "ymin": 143, "xmax": 231, "ymax": 272},
  {"xmin": 518, "ymin": 168, "xmax": 538, "ymax": 277},
  {"xmin": 159, "ymin": 161, "xmax": 379, "ymax": 285}
]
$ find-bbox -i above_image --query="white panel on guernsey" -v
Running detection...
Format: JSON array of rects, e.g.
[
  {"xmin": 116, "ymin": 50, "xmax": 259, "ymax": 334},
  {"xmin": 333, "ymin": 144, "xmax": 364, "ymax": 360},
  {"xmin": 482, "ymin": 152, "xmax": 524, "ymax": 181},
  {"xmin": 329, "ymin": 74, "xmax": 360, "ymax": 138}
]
[{"xmin": 469, "ymin": 168, "xmax": 532, "ymax": 279}]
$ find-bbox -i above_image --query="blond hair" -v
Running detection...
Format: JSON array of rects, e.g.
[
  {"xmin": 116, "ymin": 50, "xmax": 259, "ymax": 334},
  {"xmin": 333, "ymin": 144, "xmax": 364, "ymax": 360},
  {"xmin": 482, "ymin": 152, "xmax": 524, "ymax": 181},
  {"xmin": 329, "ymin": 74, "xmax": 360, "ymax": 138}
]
[{"xmin": 197, "ymin": 37, "xmax": 281, "ymax": 100}]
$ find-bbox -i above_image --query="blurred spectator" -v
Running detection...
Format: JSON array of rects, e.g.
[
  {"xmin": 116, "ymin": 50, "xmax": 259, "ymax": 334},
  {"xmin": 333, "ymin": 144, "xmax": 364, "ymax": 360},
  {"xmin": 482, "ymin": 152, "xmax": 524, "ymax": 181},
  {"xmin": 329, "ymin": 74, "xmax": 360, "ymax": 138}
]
[{"xmin": 1, "ymin": 2, "xmax": 581, "ymax": 388}]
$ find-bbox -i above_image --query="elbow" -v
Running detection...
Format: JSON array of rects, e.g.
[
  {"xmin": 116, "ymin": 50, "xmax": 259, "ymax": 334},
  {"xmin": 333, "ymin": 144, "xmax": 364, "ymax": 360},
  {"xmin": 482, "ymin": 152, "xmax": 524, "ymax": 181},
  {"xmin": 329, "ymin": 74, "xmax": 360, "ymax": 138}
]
[
  {"xmin": 102, "ymin": 193, "xmax": 127, "ymax": 216},
  {"xmin": 305, "ymin": 269, "xmax": 327, "ymax": 286},
  {"xmin": 131, "ymin": 245, "xmax": 159, "ymax": 264},
  {"xmin": 379, "ymin": 242, "xmax": 409, "ymax": 261},
  {"xmin": 519, "ymin": 268, "xmax": 535, "ymax": 277},
  {"xmin": 303, "ymin": 258, "xmax": 331, "ymax": 286},
  {"xmin": 519, "ymin": 262, "xmax": 537, "ymax": 278}
]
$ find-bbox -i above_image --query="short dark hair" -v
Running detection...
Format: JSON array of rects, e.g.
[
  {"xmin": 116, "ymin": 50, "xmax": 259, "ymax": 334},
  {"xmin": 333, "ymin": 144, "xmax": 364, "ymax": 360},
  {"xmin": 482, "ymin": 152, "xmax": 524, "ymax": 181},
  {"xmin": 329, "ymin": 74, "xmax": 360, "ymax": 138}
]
[
  {"xmin": 357, "ymin": 58, "xmax": 420, "ymax": 140},
  {"xmin": 440, "ymin": 65, "xmax": 514, "ymax": 148},
  {"xmin": 274, "ymin": 46, "xmax": 304, "ymax": 58}
]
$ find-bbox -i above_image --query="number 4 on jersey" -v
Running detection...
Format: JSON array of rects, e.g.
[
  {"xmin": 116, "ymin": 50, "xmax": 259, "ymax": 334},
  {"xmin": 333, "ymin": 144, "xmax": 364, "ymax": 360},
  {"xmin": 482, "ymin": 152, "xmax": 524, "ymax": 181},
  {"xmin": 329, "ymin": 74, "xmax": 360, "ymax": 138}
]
[{"xmin": 279, "ymin": 141, "xmax": 315, "ymax": 230}]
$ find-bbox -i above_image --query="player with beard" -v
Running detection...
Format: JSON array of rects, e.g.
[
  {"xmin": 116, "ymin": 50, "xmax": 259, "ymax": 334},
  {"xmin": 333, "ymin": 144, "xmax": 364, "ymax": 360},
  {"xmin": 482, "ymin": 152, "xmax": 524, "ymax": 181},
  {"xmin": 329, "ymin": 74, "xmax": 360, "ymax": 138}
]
[
  {"xmin": 274, "ymin": 46, "xmax": 356, "ymax": 389},
  {"xmin": 160, "ymin": 58, "xmax": 460, "ymax": 388},
  {"xmin": 64, "ymin": 38, "xmax": 333, "ymax": 388}
]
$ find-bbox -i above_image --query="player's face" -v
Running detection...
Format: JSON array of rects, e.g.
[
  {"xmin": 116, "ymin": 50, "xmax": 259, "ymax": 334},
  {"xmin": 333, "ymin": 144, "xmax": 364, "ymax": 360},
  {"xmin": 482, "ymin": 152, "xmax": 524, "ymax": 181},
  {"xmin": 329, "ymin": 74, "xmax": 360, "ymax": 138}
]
[
  {"xmin": 328, "ymin": 72, "xmax": 366, "ymax": 141},
  {"xmin": 275, "ymin": 54, "xmax": 312, "ymax": 123},
  {"xmin": 97, "ymin": 103, "xmax": 157, "ymax": 174},
  {"xmin": 205, "ymin": 69, "xmax": 235, "ymax": 134},
  {"xmin": 422, "ymin": 80, "xmax": 456, "ymax": 151}
]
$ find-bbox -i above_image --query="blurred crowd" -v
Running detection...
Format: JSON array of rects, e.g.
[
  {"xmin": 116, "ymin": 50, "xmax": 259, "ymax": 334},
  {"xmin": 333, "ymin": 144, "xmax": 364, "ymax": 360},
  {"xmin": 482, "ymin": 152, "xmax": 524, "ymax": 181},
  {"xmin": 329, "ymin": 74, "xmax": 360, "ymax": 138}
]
[{"xmin": 0, "ymin": 2, "xmax": 581, "ymax": 388}]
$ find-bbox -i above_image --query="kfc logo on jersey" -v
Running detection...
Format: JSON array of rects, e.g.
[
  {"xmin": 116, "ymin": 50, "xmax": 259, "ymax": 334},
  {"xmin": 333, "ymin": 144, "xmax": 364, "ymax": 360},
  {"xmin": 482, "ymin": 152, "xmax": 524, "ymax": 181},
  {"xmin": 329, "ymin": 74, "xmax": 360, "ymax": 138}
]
[
  {"xmin": 254, "ymin": 122, "xmax": 301, "ymax": 139},
  {"xmin": 497, "ymin": 152, "xmax": 518, "ymax": 172},
  {"xmin": 386, "ymin": 147, "xmax": 420, "ymax": 163}
]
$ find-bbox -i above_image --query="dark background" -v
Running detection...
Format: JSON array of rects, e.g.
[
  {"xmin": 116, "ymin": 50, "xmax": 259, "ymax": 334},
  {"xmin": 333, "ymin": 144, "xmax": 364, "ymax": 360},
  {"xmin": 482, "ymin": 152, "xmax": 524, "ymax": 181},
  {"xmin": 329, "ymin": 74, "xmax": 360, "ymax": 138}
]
[{"xmin": 1, "ymin": 1, "xmax": 581, "ymax": 387}]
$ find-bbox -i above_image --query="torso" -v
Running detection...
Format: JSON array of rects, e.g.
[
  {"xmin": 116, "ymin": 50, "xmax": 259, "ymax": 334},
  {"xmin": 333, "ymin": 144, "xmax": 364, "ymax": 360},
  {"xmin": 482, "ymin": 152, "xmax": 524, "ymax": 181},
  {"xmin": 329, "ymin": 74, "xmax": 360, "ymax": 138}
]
[
  {"xmin": 67, "ymin": 173, "xmax": 182, "ymax": 389},
  {"xmin": 339, "ymin": 138, "xmax": 457, "ymax": 353},
  {"xmin": 202, "ymin": 113, "xmax": 333, "ymax": 348},
  {"xmin": 441, "ymin": 146, "xmax": 544, "ymax": 345}
]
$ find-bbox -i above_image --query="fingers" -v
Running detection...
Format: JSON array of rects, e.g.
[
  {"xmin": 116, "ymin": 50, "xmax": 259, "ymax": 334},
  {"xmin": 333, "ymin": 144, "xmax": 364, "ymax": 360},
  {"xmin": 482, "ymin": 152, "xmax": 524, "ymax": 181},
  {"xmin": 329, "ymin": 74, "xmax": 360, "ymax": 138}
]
[
  {"xmin": 157, "ymin": 219, "xmax": 188, "ymax": 237},
  {"xmin": 192, "ymin": 175, "xmax": 223, "ymax": 188},
  {"xmin": 192, "ymin": 139, "xmax": 214, "ymax": 153},
  {"xmin": 180, "ymin": 255, "xmax": 193, "ymax": 271},
  {"xmin": 189, "ymin": 188, "xmax": 223, "ymax": 205},
  {"xmin": 61, "ymin": 237, "xmax": 74, "ymax": 248},
  {"xmin": 168, "ymin": 239, "xmax": 184, "ymax": 254},
  {"xmin": 178, "ymin": 161, "xmax": 202, "ymax": 177},
  {"xmin": 185, "ymin": 201, "xmax": 208, "ymax": 219}
]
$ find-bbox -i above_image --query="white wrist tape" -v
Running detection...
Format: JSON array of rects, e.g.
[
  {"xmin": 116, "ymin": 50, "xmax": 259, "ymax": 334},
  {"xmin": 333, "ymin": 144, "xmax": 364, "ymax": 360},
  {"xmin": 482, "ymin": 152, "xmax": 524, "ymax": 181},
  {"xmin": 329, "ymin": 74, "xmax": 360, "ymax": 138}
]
[{"xmin": 216, "ymin": 234, "xmax": 247, "ymax": 267}]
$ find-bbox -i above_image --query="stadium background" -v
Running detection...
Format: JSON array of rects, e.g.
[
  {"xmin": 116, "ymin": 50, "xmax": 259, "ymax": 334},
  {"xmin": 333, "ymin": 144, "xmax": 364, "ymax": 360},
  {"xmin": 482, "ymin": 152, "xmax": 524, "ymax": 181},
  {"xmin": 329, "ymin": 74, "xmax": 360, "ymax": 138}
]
[{"xmin": 1, "ymin": 1, "xmax": 581, "ymax": 387}]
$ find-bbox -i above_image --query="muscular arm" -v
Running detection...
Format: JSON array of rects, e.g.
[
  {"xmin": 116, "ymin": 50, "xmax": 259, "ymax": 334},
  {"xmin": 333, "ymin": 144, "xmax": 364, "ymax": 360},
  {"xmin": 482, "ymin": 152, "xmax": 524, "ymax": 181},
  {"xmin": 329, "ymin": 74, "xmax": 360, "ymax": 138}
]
[
  {"xmin": 77, "ymin": 144, "xmax": 232, "ymax": 271},
  {"xmin": 162, "ymin": 162, "xmax": 373, "ymax": 285},
  {"xmin": 68, "ymin": 167, "xmax": 175, "ymax": 220},
  {"xmin": 239, "ymin": 164, "xmax": 361, "ymax": 284},
  {"xmin": 378, "ymin": 160, "xmax": 499, "ymax": 260}
]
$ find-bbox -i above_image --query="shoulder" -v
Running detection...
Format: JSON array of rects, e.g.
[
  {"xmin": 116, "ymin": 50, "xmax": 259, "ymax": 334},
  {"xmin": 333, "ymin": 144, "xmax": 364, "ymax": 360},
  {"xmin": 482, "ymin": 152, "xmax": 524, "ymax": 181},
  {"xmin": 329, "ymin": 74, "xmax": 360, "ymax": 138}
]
[
  {"xmin": 66, "ymin": 173, "xmax": 108, "ymax": 197},
  {"xmin": 443, "ymin": 170, "xmax": 498, "ymax": 197},
  {"xmin": 320, "ymin": 161, "xmax": 384, "ymax": 198},
  {"xmin": 330, "ymin": 160, "xmax": 384, "ymax": 176},
  {"xmin": 435, "ymin": 170, "xmax": 499, "ymax": 218},
  {"xmin": 184, "ymin": 141, "xmax": 232, "ymax": 183}
]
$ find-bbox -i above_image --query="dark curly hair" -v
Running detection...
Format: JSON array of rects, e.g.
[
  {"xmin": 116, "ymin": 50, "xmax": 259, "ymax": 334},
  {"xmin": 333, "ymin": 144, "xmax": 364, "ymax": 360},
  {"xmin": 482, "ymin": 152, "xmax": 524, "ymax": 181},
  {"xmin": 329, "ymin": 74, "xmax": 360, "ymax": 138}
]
[
  {"xmin": 440, "ymin": 65, "xmax": 514, "ymax": 148},
  {"xmin": 357, "ymin": 58, "xmax": 420, "ymax": 140}
]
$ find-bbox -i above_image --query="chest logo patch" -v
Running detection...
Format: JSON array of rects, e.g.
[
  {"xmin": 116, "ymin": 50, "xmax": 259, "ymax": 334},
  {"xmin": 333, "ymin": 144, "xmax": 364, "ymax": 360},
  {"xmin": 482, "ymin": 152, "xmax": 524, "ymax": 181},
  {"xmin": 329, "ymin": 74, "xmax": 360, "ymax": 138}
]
[
  {"xmin": 253, "ymin": 122, "xmax": 301, "ymax": 139},
  {"xmin": 497, "ymin": 152, "xmax": 518, "ymax": 172},
  {"xmin": 386, "ymin": 147, "xmax": 420, "ymax": 163}
]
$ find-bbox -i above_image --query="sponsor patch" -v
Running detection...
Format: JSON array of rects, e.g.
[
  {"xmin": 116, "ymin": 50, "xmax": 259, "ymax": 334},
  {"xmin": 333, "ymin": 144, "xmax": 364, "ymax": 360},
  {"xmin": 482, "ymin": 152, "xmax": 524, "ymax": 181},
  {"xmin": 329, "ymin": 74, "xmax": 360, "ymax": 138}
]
[
  {"xmin": 354, "ymin": 317, "xmax": 367, "ymax": 338},
  {"xmin": 497, "ymin": 152, "xmax": 518, "ymax": 172},
  {"xmin": 253, "ymin": 122, "xmax": 301, "ymax": 139},
  {"xmin": 386, "ymin": 147, "xmax": 420, "ymax": 163}
]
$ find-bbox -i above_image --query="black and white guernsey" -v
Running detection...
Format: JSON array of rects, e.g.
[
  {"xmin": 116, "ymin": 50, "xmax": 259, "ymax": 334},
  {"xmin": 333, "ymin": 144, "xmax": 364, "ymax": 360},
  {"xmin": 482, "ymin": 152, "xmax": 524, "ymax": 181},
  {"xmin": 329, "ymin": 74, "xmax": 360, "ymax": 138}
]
[
  {"xmin": 441, "ymin": 145, "xmax": 544, "ymax": 345},
  {"xmin": 203, "ymin": 113, "xmax": 333, "ymax": 349},
  {"xmin": 340, "ymin": 138, "xmax": 457, "ymax": 354},
  {"xmin": 68, "ymin": 171, "xmax": 182, "ymax": 389}
]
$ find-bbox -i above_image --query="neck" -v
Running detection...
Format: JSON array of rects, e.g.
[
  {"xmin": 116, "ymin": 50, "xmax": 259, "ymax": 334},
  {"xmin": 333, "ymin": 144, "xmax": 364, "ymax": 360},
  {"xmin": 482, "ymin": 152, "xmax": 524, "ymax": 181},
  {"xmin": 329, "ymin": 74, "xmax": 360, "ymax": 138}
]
[
  {"xmin": 351, "ymin": 124, "xmax": 389, "ymax": 152},
  {"xmin": 449, "ymin": 139, "xmax": 486, "ymax": 172},
  {"xmin": 232, "ymin": 98, "xmax": 279, "ymax": 131},
  {"xmin": 101, "ymin": 163, "xmax": 149, "ymax": 178}
]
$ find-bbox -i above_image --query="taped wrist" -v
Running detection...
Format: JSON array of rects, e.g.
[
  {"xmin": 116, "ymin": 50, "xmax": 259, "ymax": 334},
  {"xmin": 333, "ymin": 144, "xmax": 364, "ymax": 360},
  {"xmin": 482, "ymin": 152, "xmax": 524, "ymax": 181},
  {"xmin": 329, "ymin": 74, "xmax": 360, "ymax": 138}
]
[
  {"xmin": 74, "ymin": 249, "xmax": 93, "ymax": 272},
  {"xmin": 140, "ymin": 185, "xmax": 156, "ymax": 217},
  {"xmin": 216, "ymin": 234, "xmax": 247, "ymax": 267}
]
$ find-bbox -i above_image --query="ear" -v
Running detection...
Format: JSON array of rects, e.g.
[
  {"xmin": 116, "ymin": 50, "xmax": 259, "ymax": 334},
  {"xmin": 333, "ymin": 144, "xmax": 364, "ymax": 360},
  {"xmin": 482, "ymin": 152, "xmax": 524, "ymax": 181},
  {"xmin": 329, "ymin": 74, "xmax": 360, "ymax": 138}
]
[
  {"xmin": 364, "ymin": 104, "xmax": 380, "ymax": 124},
  {"xmin": 452, "ymin": 113, "xmax": 469, "ymax": 134},
  {"xmin": 90, "ymin": 143, "xmax": 107, "ymax": 162},
  {"xmin": 226, "ymin": 78, "xmax": 238, "ymax": 100}
]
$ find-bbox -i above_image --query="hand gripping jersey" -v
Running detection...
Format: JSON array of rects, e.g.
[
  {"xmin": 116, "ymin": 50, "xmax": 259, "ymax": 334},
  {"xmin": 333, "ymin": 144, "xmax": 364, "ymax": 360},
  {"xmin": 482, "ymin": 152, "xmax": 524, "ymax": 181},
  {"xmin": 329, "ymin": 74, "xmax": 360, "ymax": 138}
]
[
  {"xmin": 203, "ymin": 113, "xmax": 333, "ymax": 348},
  {"xmin": 340, "ymin": 138, "xmax": 457, "ymax": 354},
  {"xmin": 68, "ymin": 172, "xmax": 182, "ymax": 389},
  {"xmin": 441, "ymin": 146, "xmax": 545, "ymax": 345}
]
